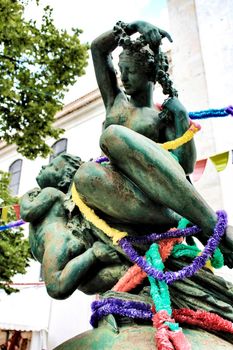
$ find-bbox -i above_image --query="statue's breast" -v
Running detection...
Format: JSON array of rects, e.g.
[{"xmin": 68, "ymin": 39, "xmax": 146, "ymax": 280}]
[{"xmin": 106, "ymin": 100, "xmax": 161, "ymax": 142}]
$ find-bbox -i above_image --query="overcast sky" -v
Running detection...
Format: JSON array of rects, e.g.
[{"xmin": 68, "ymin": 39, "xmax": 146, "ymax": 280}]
[{"xmin": 24, "ymin": 0, "xmax": 170, "ymax": 103}]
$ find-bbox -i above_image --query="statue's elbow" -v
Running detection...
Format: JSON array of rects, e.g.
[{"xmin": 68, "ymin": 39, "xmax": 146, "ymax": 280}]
[
  {"xmin": 91, "ymin": 39, "xmax": 100, "ymax": 57},
  {"xmin": 90, "ymin": 40, "xmax": 95, "ymax": 53},
  {"xmin": 46, "ymin": 284, "xmax": 71, "ymax": 300},
  {"xmin": 45, "ymin": 274, "xmax": 75, "ymax": 300}
]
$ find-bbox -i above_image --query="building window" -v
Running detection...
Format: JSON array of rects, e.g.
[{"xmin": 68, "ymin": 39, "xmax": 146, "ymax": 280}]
[
  {"xmin": 8, "ymin": 159, "xmax": 23, "ymax": 195},
  {"xmin": 49, "ymin": 138, "xmax": 68, "ymax": 162},
  {"xmin": 0, "ymin": 330, "xmax": 32, "ymax": 350}
]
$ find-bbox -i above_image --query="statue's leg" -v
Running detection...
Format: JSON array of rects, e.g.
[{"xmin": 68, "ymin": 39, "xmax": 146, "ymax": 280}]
[
  {"xmin": 74, "ymin": 162, "xmax": 180, "ymax": 227},
  {"xmin": 100, "ymin": 125, "xmax": 218, "ymax": 236}
]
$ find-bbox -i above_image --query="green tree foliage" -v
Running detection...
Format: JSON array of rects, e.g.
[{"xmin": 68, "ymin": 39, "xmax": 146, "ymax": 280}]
[
  {"xmin": 0, "ymin": 0, "xmax": 89, "ymax": 159},
  {"xmin": 0, "ymin": 170, "xmax": 31, "ymax": 293}
]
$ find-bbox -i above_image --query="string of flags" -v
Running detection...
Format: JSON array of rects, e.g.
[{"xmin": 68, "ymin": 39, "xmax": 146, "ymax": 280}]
[
  {"xmin": 187, "ymin": 106, "xmax": 232, "ymax": 181},
  {"xmin": 192, "ymin": 150, "xmax": 231, "ymax": 182},
  {"xmin": 0, "ymin": 203, "xmax": 25, "ymax": 231},
  {"xmin": 0, "ymin": 204, "xmax": 21, "ymax": 222}
]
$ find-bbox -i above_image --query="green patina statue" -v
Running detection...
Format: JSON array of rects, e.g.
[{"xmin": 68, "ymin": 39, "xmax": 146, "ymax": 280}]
[
  {"xmin": 20, "ymin": 154, "xmax": 129, "ymax": 298},
  {"xmin": 20, "ymin": 20, "xmax": 233, "ymax": 349}
]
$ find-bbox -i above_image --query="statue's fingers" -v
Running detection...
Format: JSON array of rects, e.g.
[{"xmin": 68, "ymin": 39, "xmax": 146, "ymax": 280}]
[
  {"xmin": 151, "ymin": 30, "xmax": 162, "ymax": 43},
  {"xmin": 159, "ymin": 29, "xmax": 173, "ymax": 43}
]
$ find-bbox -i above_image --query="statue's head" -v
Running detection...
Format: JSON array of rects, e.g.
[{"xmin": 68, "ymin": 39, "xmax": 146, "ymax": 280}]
[
  {"xmin": 116, "ymin": 26, "xmax": 177, "ymax": 98},
  {"xmin": 36, "ymin": 153, "xmax": 83, "ymax": 192},
  {"xmin": 119, "ymin": 42, "xmax": 161, "ymax": 84},
  {"xmin": 118, "ymin": 46, "xmax": 156, "ymax": 95}
]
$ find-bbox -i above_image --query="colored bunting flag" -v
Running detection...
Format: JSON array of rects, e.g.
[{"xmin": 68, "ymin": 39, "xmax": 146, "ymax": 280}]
[
  {"xmin": 0, "ymin": 204, "xmax": 21, "ymax": 222},
  {"xmin": 210, "ymin": 151, "xmax": 229, "ymax": 172},
  {"xmin": 192, "ymin": 159, "xmax": 207, "ymax": 182},
  {"xmin": 13, "ymin": 204, "xmax": 20, "ymax": 220},
  {"xmin": 192, "ymin": 151, "xmax": 231, "ymax": 182},
  {"xmin": 1, "ymin": 207, "xmax": 8, "ymax": 222}
]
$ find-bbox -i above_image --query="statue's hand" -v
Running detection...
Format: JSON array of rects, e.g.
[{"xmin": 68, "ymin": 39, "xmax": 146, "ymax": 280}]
[
  {"xmin": 162, "ymin": 97, "xmax": 186, "ymax": 115},
  {"xmin": 159, "ymin": 97, "xmax": 188, "ymax": 124},
  {"xmin": 27, "ymin": 187, "xmax": 41, "ymax": 200},
  {"xmin": 136, "ymin": 22, "xmax": 172, "ymax": 51},
  {"xmin": 93, "ymin": 241, "xmax": 121, "ymax": 264}
]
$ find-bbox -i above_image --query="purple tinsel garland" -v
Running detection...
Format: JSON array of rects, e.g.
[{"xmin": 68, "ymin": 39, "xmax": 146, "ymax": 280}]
[
  {"xmin": 225, "ymin": 105, "xmax": 233, "ymax": 116},
  {"xmin": 122, "ymin": 225, "xmax": 201, "ymax": 245},
  {"xmin": 119, "ymin": 211, "xmax": 227, "ymax": 285},
  {"xmin": 90, "ymin": 298, "xmax": 153, "ymax": 327},
  {"xmin": 95, "ymin": 156, "xmax": 109, "ymax": 164}
]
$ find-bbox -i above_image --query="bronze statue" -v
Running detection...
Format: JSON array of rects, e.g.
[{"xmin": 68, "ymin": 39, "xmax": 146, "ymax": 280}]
[
  {"xmin": 73, "ymin": 20, "xmax": 233, "ymax": 264},
  {"xmin": 20, "ymin": 20, "xmax": 233, "ymax": 349}
]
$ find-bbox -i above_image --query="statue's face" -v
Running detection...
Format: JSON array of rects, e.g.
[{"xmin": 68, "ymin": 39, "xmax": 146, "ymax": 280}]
[
  {"xmin": 36, "ymin": 157, "xmax": 66, "ymax": 189},
  {"xmin": 118, "ymin": 52, "xmax": 150, "ymax": 95}
]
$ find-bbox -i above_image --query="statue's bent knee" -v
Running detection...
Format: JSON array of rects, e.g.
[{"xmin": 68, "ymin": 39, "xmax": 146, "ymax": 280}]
[
  {"xmin": 100, "ymin": 125, "xmax": 129, "ymax": 156},
  {"xmin": 74, "ymin": 162, "xmax": 108, "ymax": 198}
]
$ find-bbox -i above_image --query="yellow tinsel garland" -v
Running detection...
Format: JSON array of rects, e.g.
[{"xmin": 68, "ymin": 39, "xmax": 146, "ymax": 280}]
[
  {"xmin": 71, "ymin": 183, "xmax": 128, "ymax": 245},
  {"xmin": 161, "ymin": 124, "xmax": 200, "ymax": 151}
]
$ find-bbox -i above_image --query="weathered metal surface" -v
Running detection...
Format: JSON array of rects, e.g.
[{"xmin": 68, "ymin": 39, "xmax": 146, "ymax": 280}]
[
  {"xmin": 54, "ymin": 323, "xmax": 233, "ymax": 350},
  {"xmin": 20, "ymin": 19, "xmax": 233, "ymax": 350}
]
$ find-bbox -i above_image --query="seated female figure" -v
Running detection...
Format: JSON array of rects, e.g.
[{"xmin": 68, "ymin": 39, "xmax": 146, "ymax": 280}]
[{"xmin": 73, "ymin": 21, "xmax": 232, "ymax": 266}]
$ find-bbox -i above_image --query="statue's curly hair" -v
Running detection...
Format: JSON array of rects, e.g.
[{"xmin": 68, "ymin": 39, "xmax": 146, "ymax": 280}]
[
  {"xmin": 114, "ymin": 22, "xmax": 178, "ymax": 98},
  {"xmin": 58, "ymin": 153, "xmax": 83, "ymax": 171}
]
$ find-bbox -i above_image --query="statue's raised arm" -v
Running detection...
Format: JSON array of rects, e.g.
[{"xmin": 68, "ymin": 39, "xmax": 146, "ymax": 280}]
[{"xmin": 91, "ymin": 20, "xmax": 172, "ymax": 113}]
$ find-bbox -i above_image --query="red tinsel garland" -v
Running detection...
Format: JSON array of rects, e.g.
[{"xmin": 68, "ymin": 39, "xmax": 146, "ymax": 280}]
[
  {"xmin": 158, "ymin": 236, "xmax": 183, "ymax": 261},
  {"xmin": 153, "ymin": 310, "xmax": 191, "ymax": 350},
  {"xmin": 113, "ymin": 237, "xmax": 182, "ymax": 292},
  {"xmin": 112, "ymin": 263, "xmax": 147, "ymax": 292},
  {"xmin": 172, "ymin": 308, "xmax": 233, "ymax": 334}
]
